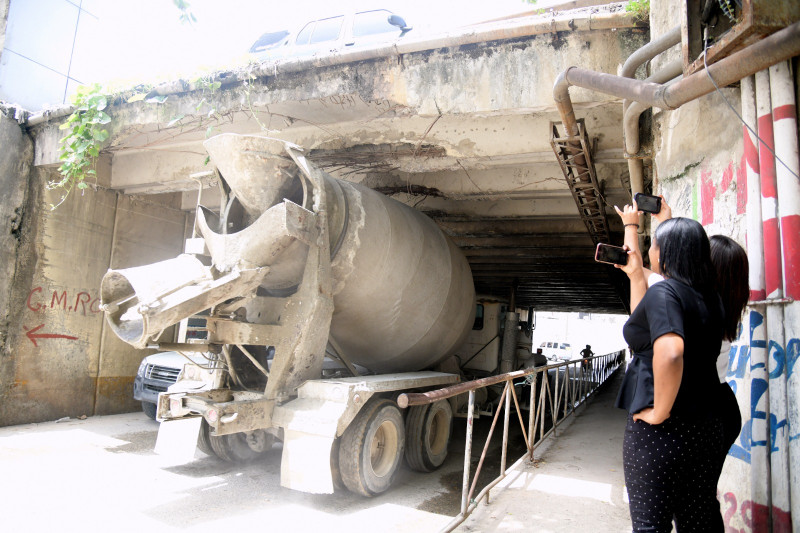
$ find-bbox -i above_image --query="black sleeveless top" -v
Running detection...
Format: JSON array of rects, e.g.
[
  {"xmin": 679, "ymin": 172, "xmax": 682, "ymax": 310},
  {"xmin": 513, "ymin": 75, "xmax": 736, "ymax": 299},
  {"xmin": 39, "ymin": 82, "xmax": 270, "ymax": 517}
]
[{"xmin": 616, "ymin": 278, "xmax": 724, "ymax": 419}]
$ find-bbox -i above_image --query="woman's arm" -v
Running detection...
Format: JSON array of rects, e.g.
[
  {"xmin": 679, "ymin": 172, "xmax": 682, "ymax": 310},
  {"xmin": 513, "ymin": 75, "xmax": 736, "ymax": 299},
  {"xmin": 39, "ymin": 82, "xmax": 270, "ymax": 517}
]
[
  {"xmin": 633, "ymin": 333, "xmax": 684, "ymax": 424},
  {"xmin": 614, "ymin": 203, "xmax": 648, "ymax": 311},
  {"xmin": 615, "ymin": 202, "xmax": 641, "ymax": 254},
  {"xmin": 623, "ymin": 252, "xmax": 647, "ymax": 312}
]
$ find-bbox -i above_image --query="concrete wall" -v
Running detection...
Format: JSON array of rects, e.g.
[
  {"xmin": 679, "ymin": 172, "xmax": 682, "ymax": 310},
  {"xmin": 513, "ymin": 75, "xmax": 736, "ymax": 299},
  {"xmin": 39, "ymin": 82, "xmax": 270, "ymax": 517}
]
[
  {"xmin": 649, "ymin": 2, "xmax": 798, "ymax": 530},
  {"xmin": 0, "ymin": 110, "xmax": 188, "ymax": 425},
  {"xmin": 0, "ymin": 107, "xmax": 32, "ymax": 369}
]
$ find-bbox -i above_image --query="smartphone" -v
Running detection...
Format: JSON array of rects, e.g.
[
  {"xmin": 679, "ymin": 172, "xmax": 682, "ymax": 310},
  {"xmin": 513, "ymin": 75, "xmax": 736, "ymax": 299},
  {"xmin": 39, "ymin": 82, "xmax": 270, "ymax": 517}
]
[
  {"xmin": 595, "ymin": 243, "xmax": 629, "ymax": 266},
  {"xmin": 634, "ymin": 193, "xmax": 662, "ymax": 214}
]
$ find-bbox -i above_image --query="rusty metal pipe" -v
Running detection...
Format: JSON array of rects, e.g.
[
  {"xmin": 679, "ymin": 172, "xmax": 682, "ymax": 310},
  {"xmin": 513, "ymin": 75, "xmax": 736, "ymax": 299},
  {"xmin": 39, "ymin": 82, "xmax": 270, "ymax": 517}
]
[
  {"xmin": 557, "ymin": 21, "xmax": 800, "ymax": 113},
  {"xmin": 501, "ymin": 379, "xmax": 511, "ymax": 475},
  {"xmin": 620, "ymin": 26, "xmax": 681, "ymax": 80},
  {"xmin": 624, "ymin": 60, "xmax": 684, "ymax": 202},
  {"xmin": 398, "ymin": 367, "xmax": 538, "ymax": 407},
  {"xmin": 624, "ymin": 61, "xmax": 684, "ymax": 155},
  {"xmin": 466, "ymin": 383, "xmax": 507, "ymax": 505},
  {"xmin": 460, "ymin": 390, "xmax": 475, "ymax": 516}
]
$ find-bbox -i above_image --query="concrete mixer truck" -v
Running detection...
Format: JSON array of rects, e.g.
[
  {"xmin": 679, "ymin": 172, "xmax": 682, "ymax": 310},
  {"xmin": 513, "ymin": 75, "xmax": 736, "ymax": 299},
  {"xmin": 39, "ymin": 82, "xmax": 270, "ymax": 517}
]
[{"xmin": 100, "ymin": 134, "xmax": 533, "ymax": 496}]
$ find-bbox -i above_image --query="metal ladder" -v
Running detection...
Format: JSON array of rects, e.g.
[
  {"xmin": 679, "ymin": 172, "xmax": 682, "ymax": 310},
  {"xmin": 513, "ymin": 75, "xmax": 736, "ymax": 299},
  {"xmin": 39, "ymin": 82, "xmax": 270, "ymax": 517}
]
[{"xmin": 550, "ymin": 119, "xmax": 610, "ymax": 245}]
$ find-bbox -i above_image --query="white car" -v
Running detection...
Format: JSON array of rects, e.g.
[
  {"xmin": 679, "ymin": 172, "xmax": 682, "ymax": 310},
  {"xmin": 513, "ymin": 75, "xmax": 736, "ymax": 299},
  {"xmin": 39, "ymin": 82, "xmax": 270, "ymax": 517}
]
[
  {"xmin": 251, "ymin": 9, "xmax": 412, "ymax": 61},
  {"xmin": 538, "ymin": 341, "xmax": 573, "ymax": 362},
  {"xmin": 133, "ymin": 351, "xmax": 215, "ymax": 420}
]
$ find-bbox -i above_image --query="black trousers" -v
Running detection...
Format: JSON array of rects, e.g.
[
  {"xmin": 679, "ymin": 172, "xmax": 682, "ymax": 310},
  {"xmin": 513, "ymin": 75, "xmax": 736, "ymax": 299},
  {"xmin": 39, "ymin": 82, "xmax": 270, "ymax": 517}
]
[{"xmin": 623, "ymin": 414, "xmax": 725, "ymax": 532}]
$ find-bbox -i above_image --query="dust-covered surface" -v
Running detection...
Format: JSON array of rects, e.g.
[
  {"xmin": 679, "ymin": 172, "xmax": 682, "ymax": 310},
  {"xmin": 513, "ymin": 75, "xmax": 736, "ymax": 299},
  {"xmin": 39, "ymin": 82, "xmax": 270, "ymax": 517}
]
[
  {"xmin": 0, "ymin": 374, "xmax": 630, "ymax": 532},
  {"xmin": 0, "ymin": 372, "xmax": 630, "ymax": 532},
  {"xmin": 0, "ymin": 412, "xmax": 455, "ymax": 532}
]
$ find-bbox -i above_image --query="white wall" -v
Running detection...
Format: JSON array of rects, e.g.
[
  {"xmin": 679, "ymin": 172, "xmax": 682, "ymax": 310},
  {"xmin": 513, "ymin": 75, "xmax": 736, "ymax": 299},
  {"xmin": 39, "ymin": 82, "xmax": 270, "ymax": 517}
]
[{"xmin": 0, "ymin": 0, "xmax": 100, "ymax": 110}]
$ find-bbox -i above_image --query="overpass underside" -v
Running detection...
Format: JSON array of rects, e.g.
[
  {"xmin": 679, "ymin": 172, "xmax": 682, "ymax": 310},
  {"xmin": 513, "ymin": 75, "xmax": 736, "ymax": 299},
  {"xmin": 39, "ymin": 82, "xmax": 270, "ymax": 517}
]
[{"xmin": 37, "ymin": 6, "xmax": 647, "ymax": 314}]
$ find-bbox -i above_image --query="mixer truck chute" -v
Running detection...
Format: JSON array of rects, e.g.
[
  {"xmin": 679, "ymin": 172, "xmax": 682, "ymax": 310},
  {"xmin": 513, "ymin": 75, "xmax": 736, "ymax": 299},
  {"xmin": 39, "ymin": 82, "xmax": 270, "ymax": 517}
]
[{"xmin": 101, "ymin": 134, "xmax": 537, "ymax": 496}]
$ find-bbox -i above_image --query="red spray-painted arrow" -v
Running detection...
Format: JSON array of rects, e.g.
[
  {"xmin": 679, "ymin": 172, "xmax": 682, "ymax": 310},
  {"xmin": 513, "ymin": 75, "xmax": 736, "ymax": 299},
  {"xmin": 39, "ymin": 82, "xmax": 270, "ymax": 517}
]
[{"xmin": 24, "ymin": 324, "xmax": 79, "ymax": 347}]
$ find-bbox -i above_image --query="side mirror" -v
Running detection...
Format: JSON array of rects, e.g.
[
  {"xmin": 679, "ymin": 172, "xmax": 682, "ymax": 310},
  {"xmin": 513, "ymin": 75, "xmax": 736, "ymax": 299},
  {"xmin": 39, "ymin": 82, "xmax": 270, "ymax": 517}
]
[{"xmin": 388, "ymin": 14, "xmax": 412, "ymax": 35}]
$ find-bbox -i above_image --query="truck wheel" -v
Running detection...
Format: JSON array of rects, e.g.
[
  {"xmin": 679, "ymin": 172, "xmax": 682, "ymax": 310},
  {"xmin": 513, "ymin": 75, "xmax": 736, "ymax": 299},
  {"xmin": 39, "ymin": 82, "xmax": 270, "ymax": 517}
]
[
  {"xmin": 197, "ymin": 419, "xmax": 214, "ymax": 456},
  {"xmin": 330, "ymin": 438, "xmax": 344, "ymax": 491},
  {"xmin": 405, "ymin": 400, "xmax": 453, "ymax": 472},
  {"xmin": 141, "ymin": 401, "xmax": 157, "ymax": 420},
  {"xmin": 339, "ymin": 399, "xmax": 405, "ymax": 496},
  {"xmin": 207, "ymin": 430, "xmax": 272, "ymax": 462}
]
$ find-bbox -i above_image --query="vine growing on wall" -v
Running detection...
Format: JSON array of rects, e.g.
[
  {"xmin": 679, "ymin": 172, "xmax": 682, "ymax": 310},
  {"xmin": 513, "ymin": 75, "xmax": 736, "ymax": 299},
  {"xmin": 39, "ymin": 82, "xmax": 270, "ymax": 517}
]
[
  {"xmin": 625, "ymin": 0, "xmax": 650, "ymax": 21},
  {"xmin": 51, "ymin": 83, "xmax": 111, "ymax": 209}
]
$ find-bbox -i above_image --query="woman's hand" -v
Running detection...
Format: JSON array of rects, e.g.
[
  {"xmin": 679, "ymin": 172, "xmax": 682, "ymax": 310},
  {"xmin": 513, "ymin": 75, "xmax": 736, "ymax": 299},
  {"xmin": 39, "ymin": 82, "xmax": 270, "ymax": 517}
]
[
  {"xmin": 614, "ymin": 202, "xmax": 641, "ymax": 226},
  {"xmin": 632, "ymin": 407, "xmax": 668, "ymax": 425},
  {"xmin": 652, "ymin": 195, "xmax": 672, "ymax": 225},
  {"xmin": 615, "ymin": 244, "xmax": 643, "ymax": 277}
]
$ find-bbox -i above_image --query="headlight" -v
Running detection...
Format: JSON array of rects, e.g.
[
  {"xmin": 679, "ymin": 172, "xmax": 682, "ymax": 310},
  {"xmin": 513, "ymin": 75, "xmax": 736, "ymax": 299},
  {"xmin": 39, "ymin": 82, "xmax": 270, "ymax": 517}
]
[{"xmin": 136, "ymin": 359, "xmax": 148, "ymax": 378}]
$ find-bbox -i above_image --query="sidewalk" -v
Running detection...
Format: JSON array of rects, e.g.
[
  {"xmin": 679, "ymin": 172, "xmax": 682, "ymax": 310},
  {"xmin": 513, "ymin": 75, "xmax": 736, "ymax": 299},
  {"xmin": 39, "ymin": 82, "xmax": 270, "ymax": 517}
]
[{"xmin": 455, "ymin": 370, "xmax": 631, "ymax": 533}]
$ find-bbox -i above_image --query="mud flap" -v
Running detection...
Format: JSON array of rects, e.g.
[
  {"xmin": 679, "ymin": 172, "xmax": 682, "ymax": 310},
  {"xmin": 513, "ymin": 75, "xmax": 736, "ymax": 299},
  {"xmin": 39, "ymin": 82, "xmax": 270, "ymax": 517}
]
[
  {"xmin": 155, "ymin": 417, "xmax": 202, "ymax": 463},
  {"xmin": 280, "ymin": 429, "xmax": 335, "ymax": 493}
]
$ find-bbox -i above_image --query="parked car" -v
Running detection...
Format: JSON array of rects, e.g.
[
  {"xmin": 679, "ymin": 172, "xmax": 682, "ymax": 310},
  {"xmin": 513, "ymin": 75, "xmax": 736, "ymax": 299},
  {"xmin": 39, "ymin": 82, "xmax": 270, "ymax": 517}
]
[
  {"xmin": 249, "ymin": 9, "xmax": 412, "ymax": 61},
  {"xmin": 133, "ymin": 351, "xmax": 215, "ymax": 420},
  {"xmin": 538, "ymin": 341, "xmax": 573, "ymax": 362},
  {"xmin": 248, "ymin": 29, "xmax": 290, "ymax": 56}
]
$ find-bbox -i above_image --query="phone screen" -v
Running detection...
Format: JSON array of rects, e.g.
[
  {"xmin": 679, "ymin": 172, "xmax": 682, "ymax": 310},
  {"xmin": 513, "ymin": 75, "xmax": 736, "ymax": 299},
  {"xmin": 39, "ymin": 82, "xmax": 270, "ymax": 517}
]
[
  {"xmin": 634, "ymin": 193, "xmax": 662, "ymax": 214},
  {"xmin": 595, "ymin": 243, "xmax": 628, "ymax": 266}
]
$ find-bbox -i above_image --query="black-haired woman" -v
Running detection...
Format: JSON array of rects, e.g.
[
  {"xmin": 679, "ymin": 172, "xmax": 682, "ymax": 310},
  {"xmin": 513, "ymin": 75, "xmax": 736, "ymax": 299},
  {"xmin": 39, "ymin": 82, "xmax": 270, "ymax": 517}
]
[
  {"xmin": 709, "ymin": 234, "xmax": 748, "ymax": 461},
  {"xmin": 613, "ymin": 210, "xmax": 726, "ymax": 531}
]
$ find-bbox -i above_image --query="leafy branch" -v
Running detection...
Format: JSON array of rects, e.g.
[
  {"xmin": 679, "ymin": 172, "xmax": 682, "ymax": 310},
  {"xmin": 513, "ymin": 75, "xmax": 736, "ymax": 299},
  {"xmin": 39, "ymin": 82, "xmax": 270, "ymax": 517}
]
[
  {"xmin": 51, "ymin": 83, "xmax": 111, "ymax": 209},
  {"xmin": 625, "ymin": 0, "xmax": 650, "ymax": 22}
]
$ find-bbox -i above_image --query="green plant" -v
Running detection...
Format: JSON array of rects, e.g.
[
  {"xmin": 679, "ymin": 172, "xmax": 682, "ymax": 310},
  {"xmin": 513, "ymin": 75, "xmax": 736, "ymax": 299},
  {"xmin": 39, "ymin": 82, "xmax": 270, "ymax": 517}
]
[
  {"xmin": 192, "ymin": 75, "xmax": 222, "ymax": 138},
  {"xmin": 625, "ymin": 0, "xmax": 650, "ymax": 21},
  {"xmin": 51, "ymin": 83, "xmax": 111, "ymax": 209}
]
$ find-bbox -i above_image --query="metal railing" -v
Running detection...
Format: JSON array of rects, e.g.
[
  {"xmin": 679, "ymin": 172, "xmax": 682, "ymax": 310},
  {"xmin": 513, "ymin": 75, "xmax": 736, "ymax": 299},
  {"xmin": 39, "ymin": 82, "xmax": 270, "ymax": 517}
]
[{"xmin": 397, "ymin": 349, "xmax": 626, "ymax": 532}]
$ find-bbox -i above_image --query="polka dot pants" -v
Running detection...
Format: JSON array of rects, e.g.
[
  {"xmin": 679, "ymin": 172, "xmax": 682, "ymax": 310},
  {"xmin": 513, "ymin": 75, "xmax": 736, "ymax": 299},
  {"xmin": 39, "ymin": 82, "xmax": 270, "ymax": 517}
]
[{"xmin": 623, "ymin": 414, "xmax": 724, "ymax": 532}]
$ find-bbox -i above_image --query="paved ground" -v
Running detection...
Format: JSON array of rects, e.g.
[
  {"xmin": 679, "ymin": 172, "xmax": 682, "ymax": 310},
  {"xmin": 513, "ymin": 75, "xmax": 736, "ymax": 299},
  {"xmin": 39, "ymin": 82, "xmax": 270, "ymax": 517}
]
[
  {"xmin": 0, "ymin": 371, "xmax": 630, "ymax": 533},
  {"xmin": 454, "ymin": 370, "xmax": 631, "ymax": 532}
]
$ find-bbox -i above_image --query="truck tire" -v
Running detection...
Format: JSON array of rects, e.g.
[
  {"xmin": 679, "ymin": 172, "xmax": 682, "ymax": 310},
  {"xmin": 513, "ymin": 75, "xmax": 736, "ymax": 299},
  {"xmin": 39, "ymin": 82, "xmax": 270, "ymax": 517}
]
[
  {"xmin": 339, "ymin": 398, "xmax": 405, "ymax": 496},
  {"xmin": 330, "ymin": 438, "xmax": 345, "ymax": 491},
  {"xmin": 141, "ymin": 401, "xmax": 157, "ymax": 420},
  {"xmin": 404, "ymin": 400, "xmax": 453, "ymax": 472},
  {"xmin": 197, "ymin": 419, "xmax": 214, "ymax": 456},
  {"xmin": 207, "ymin": 431, "xmax": 271, "ymax": 462}
]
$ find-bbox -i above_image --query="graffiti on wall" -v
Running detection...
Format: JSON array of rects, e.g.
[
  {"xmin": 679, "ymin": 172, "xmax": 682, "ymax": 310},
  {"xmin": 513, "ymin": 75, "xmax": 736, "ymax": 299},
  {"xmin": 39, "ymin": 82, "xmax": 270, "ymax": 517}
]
[
  {"xmin": 722, "ymin": 309, "xmax": 797, "ymax": 531},
  {"xmin": 23, "ymin": 286, "xmax": 102, "ymax": 346},
  {"xmin": 726, "ymin": 311, "xmax": 799, "ymax": 463},
  {"xmin": 722, "ymin": 491, "xmax": 792, "ymax": 532},
  {"xmin": 696, "ymin": 159, "xmax": 748, "ymax": 226}
]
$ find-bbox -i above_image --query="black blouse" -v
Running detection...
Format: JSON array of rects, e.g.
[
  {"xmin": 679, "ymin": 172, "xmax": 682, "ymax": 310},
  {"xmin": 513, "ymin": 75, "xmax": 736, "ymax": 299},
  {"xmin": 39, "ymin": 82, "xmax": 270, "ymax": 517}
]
[{"xmin": 616, "ymin": 278, "xmax": 724, "ymax": 419}]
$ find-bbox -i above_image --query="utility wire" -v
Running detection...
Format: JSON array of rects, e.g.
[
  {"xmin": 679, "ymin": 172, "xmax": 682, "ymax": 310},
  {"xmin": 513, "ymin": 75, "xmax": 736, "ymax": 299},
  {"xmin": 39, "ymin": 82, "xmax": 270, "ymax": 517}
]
[{"xmin": 703, "ymin": 38, "xmax": 800, "ymax": 183}]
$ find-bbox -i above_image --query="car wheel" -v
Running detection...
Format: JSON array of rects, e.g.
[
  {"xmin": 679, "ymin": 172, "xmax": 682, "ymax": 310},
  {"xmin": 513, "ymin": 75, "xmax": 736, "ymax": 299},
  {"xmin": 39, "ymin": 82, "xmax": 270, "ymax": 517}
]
[{"xmin": 141, "ymin": 401, "xmax": 157, "ymax": 420}]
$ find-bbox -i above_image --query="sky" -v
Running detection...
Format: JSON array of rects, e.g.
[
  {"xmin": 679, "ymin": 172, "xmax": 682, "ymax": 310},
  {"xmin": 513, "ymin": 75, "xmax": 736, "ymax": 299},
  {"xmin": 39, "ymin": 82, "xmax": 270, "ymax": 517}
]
[{"xmin": 83, "ymin": 0, "xmax": 554, "ymax": 86}]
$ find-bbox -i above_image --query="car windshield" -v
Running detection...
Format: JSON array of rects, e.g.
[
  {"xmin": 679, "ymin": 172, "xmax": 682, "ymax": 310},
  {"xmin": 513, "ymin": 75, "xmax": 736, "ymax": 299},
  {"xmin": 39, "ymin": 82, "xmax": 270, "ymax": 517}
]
[{"xmin": 249, "ymin": 30, "xmax": 289, "ymax": 53}]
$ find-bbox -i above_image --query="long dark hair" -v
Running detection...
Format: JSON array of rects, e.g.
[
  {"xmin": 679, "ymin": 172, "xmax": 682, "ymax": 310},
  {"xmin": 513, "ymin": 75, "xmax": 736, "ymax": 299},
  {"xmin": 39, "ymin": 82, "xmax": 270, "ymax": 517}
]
[
  {"xmin": 710, "ymin": 235, "xmax": 749, "ymax": 341},
  {"xmin": 654, "ymin": 218, "xmax": 716, "ymax": 293}
]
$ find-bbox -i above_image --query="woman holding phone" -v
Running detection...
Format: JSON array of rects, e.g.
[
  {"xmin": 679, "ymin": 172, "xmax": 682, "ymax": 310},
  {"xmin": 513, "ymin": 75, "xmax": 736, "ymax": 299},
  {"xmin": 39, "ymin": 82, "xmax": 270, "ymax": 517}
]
[
  {"xmin": 613, "ymin": 203, "xmax": 726, "ymax": 531},
  {"xmin": 620, "ymin": 199, "xmax": 747, "ymax": 458}
]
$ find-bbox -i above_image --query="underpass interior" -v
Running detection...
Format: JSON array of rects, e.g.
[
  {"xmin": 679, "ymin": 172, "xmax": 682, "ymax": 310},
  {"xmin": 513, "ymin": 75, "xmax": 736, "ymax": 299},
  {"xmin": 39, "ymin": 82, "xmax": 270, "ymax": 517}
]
[{"xmin": 87, "ymin": 15, "xmax": 645, "ymax": 317}]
